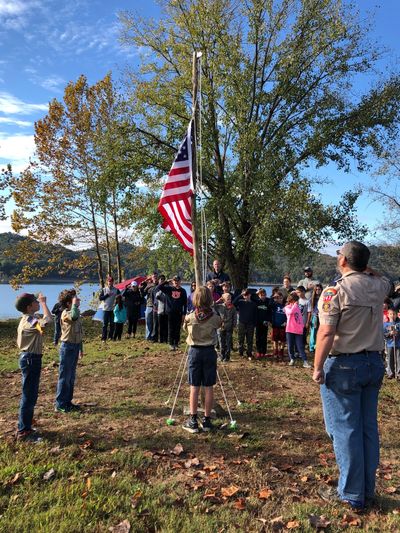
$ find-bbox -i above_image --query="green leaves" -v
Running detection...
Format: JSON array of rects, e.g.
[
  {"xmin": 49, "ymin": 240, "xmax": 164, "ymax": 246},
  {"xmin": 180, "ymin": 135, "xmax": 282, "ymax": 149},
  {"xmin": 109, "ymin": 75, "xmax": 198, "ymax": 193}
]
[{"xmin": 118, "ymin": 0, "xmax": 399, "ymax": 286}]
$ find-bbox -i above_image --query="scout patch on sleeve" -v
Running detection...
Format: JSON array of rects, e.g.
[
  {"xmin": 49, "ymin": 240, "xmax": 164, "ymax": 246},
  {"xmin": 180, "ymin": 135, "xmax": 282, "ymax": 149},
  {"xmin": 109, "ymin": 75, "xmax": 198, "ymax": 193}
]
[
  {"xmin": 322, "ymin": 302, "xmax": 331, "ymax": 312},
  {"xmin": 27, "ymin": 315, "xmax": 38, "ymax": 326},
  {"xmin": 323, "ymin": 287, "xmax": 337, "ymax": 302}
]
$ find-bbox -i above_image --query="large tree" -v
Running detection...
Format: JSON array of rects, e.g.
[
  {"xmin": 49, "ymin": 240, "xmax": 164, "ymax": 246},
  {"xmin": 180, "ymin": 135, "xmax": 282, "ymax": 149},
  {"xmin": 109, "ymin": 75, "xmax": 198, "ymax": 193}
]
[
  {"xmin": 120, "ymin": 0, "xmax": 400, "ymax": 287},
  {"xmin": 11, "ymin": 74, "xmax": 140, "ymax": 286},
  {"xmin": 366, "ymin": 145, "xmax": 400, "ymax": 243}
]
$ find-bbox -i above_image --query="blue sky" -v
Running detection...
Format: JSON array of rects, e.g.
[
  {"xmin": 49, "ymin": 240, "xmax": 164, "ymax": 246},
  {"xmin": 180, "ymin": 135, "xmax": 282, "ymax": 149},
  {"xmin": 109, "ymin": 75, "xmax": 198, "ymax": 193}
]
[{"xmin": 0, "ymin": 0, "xmax": 398, "ymax": 248}]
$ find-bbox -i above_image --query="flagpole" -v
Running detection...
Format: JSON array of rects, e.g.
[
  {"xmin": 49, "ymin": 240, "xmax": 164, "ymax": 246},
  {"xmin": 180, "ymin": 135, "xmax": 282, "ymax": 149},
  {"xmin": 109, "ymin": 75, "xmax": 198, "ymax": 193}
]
[{"xmin": 191, "ymin": 51, "xmax": 203, "ymax": 287}]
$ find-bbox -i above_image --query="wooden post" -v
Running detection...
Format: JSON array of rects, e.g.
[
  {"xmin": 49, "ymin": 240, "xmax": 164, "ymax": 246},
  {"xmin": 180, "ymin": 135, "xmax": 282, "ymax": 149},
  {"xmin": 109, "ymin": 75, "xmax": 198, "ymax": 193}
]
[{"xmin": 191, "ymin": 51, "xmax": 203, "ymax": 287}]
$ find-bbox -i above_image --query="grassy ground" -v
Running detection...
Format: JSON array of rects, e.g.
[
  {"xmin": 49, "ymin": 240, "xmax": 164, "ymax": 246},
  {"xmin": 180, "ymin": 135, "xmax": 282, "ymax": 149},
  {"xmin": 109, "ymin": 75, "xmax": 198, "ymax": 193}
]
[{"xmin": 0, "ymin": 319, "xmax": 400, "ymax": 532}]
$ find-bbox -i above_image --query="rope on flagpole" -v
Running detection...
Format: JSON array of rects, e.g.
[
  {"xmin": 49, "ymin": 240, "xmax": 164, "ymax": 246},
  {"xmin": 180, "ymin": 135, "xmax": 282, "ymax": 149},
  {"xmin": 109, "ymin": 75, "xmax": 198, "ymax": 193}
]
[{"xmin": 195, "ymin": 52, "xmax": 208, "ymax": 284}]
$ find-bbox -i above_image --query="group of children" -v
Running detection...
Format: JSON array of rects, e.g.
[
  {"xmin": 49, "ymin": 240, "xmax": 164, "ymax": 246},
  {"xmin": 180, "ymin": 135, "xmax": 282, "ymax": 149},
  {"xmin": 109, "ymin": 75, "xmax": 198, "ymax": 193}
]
[
  {"xmin": 15, "ymin": 288, "xmax": 83, "ymax": 441},
  {"xmin": 383, "ymin": 301, "xmax": 400, "ymax": 381},
  {"xmin": 206, "ymin": 278, "xmax": 322, "ymax": 368},
  {"xmin": 14, "ymin": 261, "xmax": 400, "ymax": 440}
]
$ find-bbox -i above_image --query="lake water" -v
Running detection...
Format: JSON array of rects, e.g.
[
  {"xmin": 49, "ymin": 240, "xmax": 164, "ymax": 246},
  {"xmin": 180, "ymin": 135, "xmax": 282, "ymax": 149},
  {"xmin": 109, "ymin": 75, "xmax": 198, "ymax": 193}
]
[
  {"xmin": 0, "ymin": 282, "xmax": 274, "ymax": 320},
  {"xmin": 0, "ymin": 283, "xmax": 101, "ymax": 320}
]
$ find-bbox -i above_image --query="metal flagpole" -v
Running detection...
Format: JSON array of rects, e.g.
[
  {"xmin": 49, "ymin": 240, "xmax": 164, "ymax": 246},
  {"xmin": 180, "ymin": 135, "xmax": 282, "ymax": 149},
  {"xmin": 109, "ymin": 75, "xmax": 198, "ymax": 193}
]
[{"xmin": 191, "ymin": 51, "xmax": 203, "ymax": 287}]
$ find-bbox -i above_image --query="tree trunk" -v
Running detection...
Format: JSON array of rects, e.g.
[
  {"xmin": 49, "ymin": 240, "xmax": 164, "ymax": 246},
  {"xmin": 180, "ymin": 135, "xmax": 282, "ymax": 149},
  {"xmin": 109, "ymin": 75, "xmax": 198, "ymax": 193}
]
[
  {"xmin": 227, "ymin": 252, "xmax": 251, "ymax": 291},
  {"xmin": 89, "ymin": 196, "xmax": 104, "ymax": 287},
  {"xmin": 112, "ymin": 191, "xmax": 122, "ymax": 283},
  {"xmin": 103, "ymin": 210, "xmax": 112, "ymax": 277}
]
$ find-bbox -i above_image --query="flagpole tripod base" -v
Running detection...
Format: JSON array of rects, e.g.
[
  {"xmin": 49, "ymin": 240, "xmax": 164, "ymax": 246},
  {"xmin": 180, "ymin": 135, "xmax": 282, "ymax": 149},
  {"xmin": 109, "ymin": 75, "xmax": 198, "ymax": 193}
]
[
  {"xmin": 166, "ymin": 418, "xmax": 175, "ymax": 426},
  {"xmin": 229, "ymin": 420, "xmax": 238, "ymax": 430}
]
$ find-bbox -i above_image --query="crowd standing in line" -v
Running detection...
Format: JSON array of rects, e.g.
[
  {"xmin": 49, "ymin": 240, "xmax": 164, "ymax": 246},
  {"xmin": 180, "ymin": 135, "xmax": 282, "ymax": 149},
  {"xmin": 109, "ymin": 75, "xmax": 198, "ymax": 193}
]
[{"xmin": 13, "ymin": 237, "xmax": 399, "ymax": 499}]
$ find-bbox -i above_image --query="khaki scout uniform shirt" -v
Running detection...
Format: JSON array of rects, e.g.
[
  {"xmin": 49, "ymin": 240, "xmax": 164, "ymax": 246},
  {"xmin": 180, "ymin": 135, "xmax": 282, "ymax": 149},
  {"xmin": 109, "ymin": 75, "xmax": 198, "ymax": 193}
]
[
  {"xmin": 60, "ymin": 306, "xmax": 83, "ymax": 344},
  {"xmin": 184, "ymin": 311, "xmax": 222, "ymax": 346},
  {"xmin": 318, "ymin": 271, "xmax": 392, "ymax": 355},
  {"xmin": 17, "ymin": 313, "xmax": 52, "ymax": 354}
]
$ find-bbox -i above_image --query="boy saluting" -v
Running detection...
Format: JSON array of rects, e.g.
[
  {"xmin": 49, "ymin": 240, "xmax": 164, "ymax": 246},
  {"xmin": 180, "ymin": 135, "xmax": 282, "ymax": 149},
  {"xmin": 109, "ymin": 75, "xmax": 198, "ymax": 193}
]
[{"xmin": 15, "ymin": 292, "xmax": 52, "ymax": 441}]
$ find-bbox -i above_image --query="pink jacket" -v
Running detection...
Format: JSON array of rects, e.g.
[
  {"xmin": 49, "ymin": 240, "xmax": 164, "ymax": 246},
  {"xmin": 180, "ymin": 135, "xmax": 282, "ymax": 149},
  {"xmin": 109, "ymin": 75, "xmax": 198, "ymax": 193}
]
[{"xmin": 284, "ymin": 303, "xmax": 304, "ymax": 335}]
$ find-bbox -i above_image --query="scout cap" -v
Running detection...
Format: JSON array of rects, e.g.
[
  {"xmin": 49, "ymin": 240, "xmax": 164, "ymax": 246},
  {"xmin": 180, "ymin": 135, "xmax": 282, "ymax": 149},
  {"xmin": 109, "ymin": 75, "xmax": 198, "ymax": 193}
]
[
  {"xmin": 15, "ymin": 293, "xmax": 37, "ymax": 313},
  {"xmin": 338, "ymin": 241, "xmax": 370, "ymax": 271},
  {"xmin": 173, "ymin": 275, "xmax": 181, "ymax": 281},
  {"xmin": 304, "ymin": 266, "xmax": 313, "ymax": 272}
]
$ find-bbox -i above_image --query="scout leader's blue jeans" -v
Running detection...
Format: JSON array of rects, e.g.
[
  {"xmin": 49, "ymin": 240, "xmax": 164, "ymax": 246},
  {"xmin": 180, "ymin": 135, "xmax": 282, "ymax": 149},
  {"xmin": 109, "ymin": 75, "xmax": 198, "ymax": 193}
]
[
  {"xmin": 321, "ymin": 351, "xmax": 385, "ymax": 504},
  {"xmin": 56, "ymin": 342, "xmax": 80, "ymax": 409},
  {"xmin": 18, "ymin": 352, "xmax": 42, "ymax": 432}
]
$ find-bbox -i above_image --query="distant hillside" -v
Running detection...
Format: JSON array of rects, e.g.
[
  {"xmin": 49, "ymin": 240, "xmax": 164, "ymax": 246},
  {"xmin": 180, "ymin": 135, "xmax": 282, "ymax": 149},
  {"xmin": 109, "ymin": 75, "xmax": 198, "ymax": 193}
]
[{"xmin": 1, "ymin": 232, "xmax": 399, "ymax": 284}]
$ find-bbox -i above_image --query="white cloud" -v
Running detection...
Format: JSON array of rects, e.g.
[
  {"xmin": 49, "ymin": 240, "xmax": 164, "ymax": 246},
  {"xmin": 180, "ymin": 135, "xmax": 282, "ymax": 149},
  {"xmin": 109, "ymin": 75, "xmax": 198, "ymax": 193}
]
[
  {"xmin": 24, "ymin": 68, "xmax": 66, "ymax": 93},
  {"xmin": 39, "ymin": 75, "xmax": 65, "ymax": 92},
  {"xmin": 0, "ymin": 91, "xmax": 48, "ymax": 115},
  {"xmin": 0, "ymin": 0, "xmax": 39, "ymax": 30},
  {"xmin": 0, "ymin": 117, "xmax": 32, "ymax": 127},
  {"xmin": 0, "ymin": 133, "xmax": 35, "ymax": 172},
  {"xmin": 0, "ymin": 0, "xmax": 27, "ymax": 16}
]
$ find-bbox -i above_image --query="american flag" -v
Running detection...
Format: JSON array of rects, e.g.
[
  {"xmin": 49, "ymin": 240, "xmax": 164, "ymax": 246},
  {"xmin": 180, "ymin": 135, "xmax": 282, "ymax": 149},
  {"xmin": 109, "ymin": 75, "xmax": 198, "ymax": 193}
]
[{"xmin": 158, "ymin": 121, "xmax": 194, "ymax": 254}]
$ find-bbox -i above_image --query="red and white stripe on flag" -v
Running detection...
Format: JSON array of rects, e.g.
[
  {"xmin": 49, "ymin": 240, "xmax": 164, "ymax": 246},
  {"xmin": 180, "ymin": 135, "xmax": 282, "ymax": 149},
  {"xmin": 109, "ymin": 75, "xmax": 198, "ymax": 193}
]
[{"xmin": 158, "ymin": 121, "xmax": 194, "ymax": 254}]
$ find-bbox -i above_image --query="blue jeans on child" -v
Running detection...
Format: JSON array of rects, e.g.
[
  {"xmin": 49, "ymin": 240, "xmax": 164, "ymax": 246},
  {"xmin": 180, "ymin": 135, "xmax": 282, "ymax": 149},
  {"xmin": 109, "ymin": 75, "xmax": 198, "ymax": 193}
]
[
  {"xmin": 56, "ymin": 342, "xmax": 80, "ymax": 409},
  {"xmin": 286, "ymin": 332, "xmax": 306, "ymax": 361},
  {"xmin": 18, "ymin": 352, "xmax": 42, "ymax": 432},
  {"xmin": 321, "ymin": 352, "xmax": 385, "ymax": 505}
]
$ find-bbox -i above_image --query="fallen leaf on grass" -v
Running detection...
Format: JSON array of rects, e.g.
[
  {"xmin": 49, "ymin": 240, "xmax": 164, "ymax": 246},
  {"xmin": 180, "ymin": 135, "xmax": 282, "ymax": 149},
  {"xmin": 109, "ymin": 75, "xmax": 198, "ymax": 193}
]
[
  {"xmin": 340, "ymin": 514, "xmax": 362, "ymax": 527},
  {"xmin": 111, "ymin": 471, "xmax": 117, "ymax": 479},
  {"xmin": 86, "ymin": 477, "xmax": 91, "ymax": 490},
  {"xmin": 309, "ymin": 515, "xmax": 331, "ymax": 529},
  {"xmin": 221, "ymin": 485, "xmax": 240, "ymax": 497},
  {"xmin": 286, "ymin": 520, "xmax": 300, "ymax": 529},
  {"xmin": 109, "ymin": 519, "xmax": 131, "ymax": 533},
  {"xmin": 233, "ymin": 498, "xmax": 246, "ymax": 510},
  {"xmin": 9, "ymin": 472, "xmax": 21, "ymax": 485},
  {"xmin": 131, "ymin": 490, "xmax": 142, "ymax": 509},
  {"xmin": 43, "ymin": 468, "xmax": 55, "ymax": 481},
  {"xmin": 171, "ymin": 443, "xmax": 184, "ymax": 456},
  {"xmin": 258, "ymin": 488, "xmax": 273, "ymax": 499},
  {"xmin": 270, "ymin": 516, "xmax": 284, "ymax": 531},
  {"xmin": 79, "ymin": 440, "xmax": 93, "ymax": 450},
  {"xmin": 49, "ymin": 446, "xmax": 61, "ymax": 455},
  {"xmin": 204, "ymin": 464, "xmax": 218, "ymax": 472},
  {"xmin": 184, "ymin": 458, "xmax": 200, "ymax": 468},
  {"xmin": 172, "ymin": 462, "xmax": 184, "ymax": 470},
  {"xmin": 300, "ymin": 475, "xmax": 309, "ymax": 482}
]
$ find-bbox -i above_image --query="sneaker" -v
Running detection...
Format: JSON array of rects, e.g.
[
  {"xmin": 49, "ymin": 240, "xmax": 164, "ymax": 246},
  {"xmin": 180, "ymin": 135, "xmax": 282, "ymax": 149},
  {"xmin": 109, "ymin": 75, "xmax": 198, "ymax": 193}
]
[
  {"xmin": 254, "ymin": 353, "xmax": 262, "ymax": 360},
  {"xmin": 54, "ymin": 406, "xmax": 69, "ymax": 413},
  {"xmin": 317, "ymin": 484, "xmax": 364, "ymax": 511},
  {"xmin": 288, "ymin": 360, "xmax": 295, "ymax": 366},
  {"xmin": 201, "ymin": 416, "xmax": 214, "ymax": 432},
  {"xmin": 169, "ymin": 345, "xmax": 175, "ymax": 351},
  {"xmin": 303, "ymin": 361, "xmax": 312, "ymax": 369},
  {"xmin": 182, "ymin": 417, "xmax": 199, "ymax": 434},
  {"xmin": 68, "ymin": 403, "xmax": 81, "ymax": 412},
  {"xmin": 16, "ymin": 430, "xmax": 43, "ymax": 443}
]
